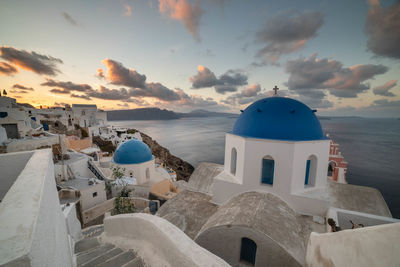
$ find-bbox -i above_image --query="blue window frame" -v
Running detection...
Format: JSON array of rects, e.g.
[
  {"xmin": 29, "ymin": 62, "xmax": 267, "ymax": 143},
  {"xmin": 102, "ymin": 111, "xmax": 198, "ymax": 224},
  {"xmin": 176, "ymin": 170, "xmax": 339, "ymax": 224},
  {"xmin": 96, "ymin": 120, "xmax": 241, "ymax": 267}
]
[
  {"xmin": 305, "ymin": 160, "xmax": 311, "ymax": 185},
  {"xmin": 261, "ymin": 158, "xmax": 274, "ymax": 185}
]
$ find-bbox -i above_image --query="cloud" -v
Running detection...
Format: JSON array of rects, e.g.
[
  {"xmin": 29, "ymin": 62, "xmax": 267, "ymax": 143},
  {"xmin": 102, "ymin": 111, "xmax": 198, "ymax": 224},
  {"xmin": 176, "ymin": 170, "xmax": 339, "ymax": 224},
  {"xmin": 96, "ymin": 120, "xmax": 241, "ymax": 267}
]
[
  {"xmin": 50, "ymin": 88, "xmax": 70, "ymax": 94},
  {"xmin": 71, "ymin": 93, "xmax": 91, "ymax": 100},
  {"xmin": 12, "ymin": 84, "xmax": 34, "ymax": 91},
  {"xmin": 372, "ymin": 80, "xmax": 397, "ymax": 97},
  {"xmin": 159, "ymin": 0, "xmax": 203, "ymax": 40},
  {"xmin": 54, "ymin": 102, "xmax": 69, "ymax": 107},
  {"xmin": 0, "ymin": 62, "xmax": 18, "ymax": 75},
  {"xmin": 62, "ymin": 12, "xmax": 78, "ymax": 26},
  {"xmin": 0, "ymin": 46, "xmax": 62, "ymax": 76},
  {"xmin": 99, "ymin": 59, "xmax": 180, "ymax": 101},
  {"xmin": 124, "ymin": 4, "xmax": 132, "ymax": 16},
  {"xmin": 143, "ymin": 83, "xmax": 181, "ymax": 101},
  {"xmin": 41, "ymin": 78, "xmax": 93, "ymax": 93},
  {"xmin": 88, "ymin": 86, "xmax": 129, "ymax": 100},
  {"xmin": 255, "ymin": 11, "xmax": 324, "ymax": 63},
  {"xmin": 10, "ymin": 90, "xmax": 28, "ymax": 94},
  {"xmin": 96, "ymin": 68, "xmax": 105, "ymax": 79},
  {"xmin": 366, "ymin": 0, "xmax": 400, "ymax": 59},
  {"xmin": 189, "ymin": 65, "xmax": 248, "ymax": 94},
  {"xmin": 162, "ymin": 88, "xmax": 225, "ymax": 112},
  {"xmin": 100, "ymin": 58, "xmax": 147, "ymax": 89},
  {"xmin": 190, "ymin": 65, "xmax": 218, "ymax": 88},
  {"xmin": 10, "ymin": 84, "xmax": 35, "ymax": 94},
  {"xmin": 285, "ymin": 54, "xmax": 388, "ymax": 98}
]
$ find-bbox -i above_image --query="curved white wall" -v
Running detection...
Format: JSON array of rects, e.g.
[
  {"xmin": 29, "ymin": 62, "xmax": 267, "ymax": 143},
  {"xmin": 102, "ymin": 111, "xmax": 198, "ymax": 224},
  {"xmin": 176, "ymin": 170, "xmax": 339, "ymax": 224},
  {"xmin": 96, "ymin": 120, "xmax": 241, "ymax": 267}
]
[{"xmin": 102, "ymin": 213, "xmax": 230, "ymax": 267}]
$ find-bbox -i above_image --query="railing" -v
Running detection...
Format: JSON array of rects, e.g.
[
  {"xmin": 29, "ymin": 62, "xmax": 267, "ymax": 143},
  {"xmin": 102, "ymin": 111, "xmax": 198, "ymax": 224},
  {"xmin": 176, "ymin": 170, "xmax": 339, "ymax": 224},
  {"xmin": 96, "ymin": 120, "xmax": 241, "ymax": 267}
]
[{"xmin": 87, "ymin": 160, "xmax": 107, "ymax": 181}]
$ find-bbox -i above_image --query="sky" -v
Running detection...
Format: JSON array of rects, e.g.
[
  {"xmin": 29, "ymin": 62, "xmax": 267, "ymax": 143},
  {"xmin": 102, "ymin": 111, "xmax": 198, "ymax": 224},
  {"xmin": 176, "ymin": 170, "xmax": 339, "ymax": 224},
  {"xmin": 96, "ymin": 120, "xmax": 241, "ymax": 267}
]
[{"xmin": 0, "ymin": 0, "xmax": 399, "ymax": 117}]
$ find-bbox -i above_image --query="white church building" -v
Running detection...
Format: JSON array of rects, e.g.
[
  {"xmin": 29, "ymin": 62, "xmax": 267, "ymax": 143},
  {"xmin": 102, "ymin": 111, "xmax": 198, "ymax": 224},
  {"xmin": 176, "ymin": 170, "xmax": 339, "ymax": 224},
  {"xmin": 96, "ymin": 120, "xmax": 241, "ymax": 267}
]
[
  {"xmin": 213, "ymin": 96, "xmax": 331, "ymax": 216},
  {"xmin": 112, "ymin": 139, "xmax": 164, "ymax": 185}
]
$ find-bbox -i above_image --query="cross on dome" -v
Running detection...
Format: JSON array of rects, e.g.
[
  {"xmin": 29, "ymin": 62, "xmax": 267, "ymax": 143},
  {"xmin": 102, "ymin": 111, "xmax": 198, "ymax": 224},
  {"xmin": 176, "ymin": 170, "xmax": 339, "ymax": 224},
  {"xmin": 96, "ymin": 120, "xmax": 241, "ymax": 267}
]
[{"xmin": 273, "ymin": 86, "xmax": 279, "ymax": 95}]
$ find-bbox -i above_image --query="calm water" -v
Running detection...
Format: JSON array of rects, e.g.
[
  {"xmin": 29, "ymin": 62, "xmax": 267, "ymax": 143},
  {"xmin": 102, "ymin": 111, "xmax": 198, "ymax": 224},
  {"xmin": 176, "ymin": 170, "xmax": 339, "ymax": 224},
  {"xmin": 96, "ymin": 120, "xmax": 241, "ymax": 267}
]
[{"xmin": 111, "ymin": 117, "xmax": 400, "ymax": 218}]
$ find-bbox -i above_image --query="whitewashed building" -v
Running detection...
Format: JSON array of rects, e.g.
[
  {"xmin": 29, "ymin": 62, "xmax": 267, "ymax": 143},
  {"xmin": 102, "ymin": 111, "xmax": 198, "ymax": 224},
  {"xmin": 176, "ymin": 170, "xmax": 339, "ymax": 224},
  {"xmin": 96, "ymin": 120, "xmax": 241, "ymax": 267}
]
[{"xmin": 112, "ymin": 139, "xmax": 164, "ymax": 185}]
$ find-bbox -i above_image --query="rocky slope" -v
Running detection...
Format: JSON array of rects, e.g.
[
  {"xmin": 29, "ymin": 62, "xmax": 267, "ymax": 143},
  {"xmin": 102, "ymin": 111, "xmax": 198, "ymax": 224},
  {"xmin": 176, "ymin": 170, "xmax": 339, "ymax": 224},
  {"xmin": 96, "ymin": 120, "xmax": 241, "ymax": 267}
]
[{"xmin": 139, "ymin": 131, "xmax": 194, "ymax": 182}]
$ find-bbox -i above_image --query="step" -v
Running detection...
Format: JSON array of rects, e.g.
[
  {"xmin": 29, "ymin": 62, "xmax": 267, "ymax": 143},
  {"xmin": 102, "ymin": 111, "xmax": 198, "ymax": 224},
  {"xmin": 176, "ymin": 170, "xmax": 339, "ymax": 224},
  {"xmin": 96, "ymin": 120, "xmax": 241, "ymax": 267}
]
[
  {"xmin": 81, "ymin": 247, "xmax": 123, "ymax": 267},
  {"xmin": 122, "ymin": 257, "xmax": 145, "ymax": 267},
  {"xmin": 97, "ymin": 251, "xmax": 137, "ymax": 267},
  {"xmin": 75, "ymin": 237, "xmax": 100, "ymax": 254},
  {"xmin": 77, "ymin": 244, "xmax": 115, "ymax": 266},
  {"xmin": 82, "ymin": 225, "xmax": 104, "ymax": 238}
]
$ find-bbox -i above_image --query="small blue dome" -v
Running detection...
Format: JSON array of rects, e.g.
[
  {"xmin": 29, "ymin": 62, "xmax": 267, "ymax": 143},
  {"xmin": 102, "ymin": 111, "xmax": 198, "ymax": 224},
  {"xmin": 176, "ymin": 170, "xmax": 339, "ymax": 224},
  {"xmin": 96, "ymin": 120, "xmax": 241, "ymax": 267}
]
[
  {"xmin": 232, "ymin": 97, "xmax": 326, "ymax": 141},
  {"xmin": 113, "ymin": 140, "xmax": 153, "ymax": 164}
]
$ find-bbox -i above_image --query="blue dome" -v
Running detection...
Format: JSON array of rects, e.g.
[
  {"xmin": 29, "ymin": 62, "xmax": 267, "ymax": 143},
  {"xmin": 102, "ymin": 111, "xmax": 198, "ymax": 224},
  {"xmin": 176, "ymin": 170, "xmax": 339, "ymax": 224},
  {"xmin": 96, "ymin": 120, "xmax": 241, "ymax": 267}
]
[
  {"xmin": 232, "ymin": 97, "xmax": 326, "ymax": 141},
  {"xmin": 113, "ymin": 140, "xmax": 153, "ymax": 164}
]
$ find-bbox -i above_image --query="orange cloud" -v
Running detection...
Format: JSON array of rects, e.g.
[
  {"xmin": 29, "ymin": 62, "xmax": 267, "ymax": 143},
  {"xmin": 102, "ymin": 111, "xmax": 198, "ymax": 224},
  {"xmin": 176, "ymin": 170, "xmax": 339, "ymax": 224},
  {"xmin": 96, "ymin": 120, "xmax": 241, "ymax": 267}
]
[
  {"xmin": 159, "ymin": 0, "xmax": 203, "ymax": 40},
  {"xmin": 124, "ymin": 4, "xmax": 132, "ymax": 16}
]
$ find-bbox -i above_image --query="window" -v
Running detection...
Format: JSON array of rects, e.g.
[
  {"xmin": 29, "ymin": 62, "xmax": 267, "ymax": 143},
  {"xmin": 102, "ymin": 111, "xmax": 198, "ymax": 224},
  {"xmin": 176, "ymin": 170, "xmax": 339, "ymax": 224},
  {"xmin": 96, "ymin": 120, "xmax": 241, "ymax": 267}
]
[
  {"xmin": 146, "ymin": 168, "xmax": 150, "ymax": 180},
  {"xmin": 328, "ymin": 161, "xmax": 335, "ymax": 177},
  {"xmin": 305, "ymin": 160, "xmax": 311, "ymax": 185},
  {"xmin": 230, "ymin": 148, "xmax": 237, "ymax": 175},
  {"xmin": 240, "ymin": 238, "xmax": 257, "ymax": 265},
  {"xmin": 261, "ymin": 156, "xmax": 274, "ymax": 185},
  {"xmin": 130, "ymin": 172, "xmax": 133, "ymax": 177},
  {"xmin": 92, "ymin": 192, "xmax": 97, "ymax": 197},
  {"xmin": 305, "ymin": 155, "xmax": 317, "ymax": 187},
  {"xmin": 82, "ymin": 110, "xmax": 85, "ymax": 115}
]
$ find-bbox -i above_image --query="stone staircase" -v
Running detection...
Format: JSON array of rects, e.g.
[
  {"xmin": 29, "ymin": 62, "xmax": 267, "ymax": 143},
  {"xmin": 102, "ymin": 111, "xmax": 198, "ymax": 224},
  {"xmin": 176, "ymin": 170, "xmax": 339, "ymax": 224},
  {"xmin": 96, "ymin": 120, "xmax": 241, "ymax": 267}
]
[{"xmin": 75, "ymin": 225, "xmax": 145, "ymax": 267}]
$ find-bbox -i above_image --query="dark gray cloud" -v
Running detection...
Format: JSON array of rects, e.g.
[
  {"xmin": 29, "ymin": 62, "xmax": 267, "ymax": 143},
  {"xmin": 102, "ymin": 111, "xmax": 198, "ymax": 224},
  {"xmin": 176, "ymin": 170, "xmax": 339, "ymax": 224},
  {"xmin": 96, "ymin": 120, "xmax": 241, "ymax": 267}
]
[
  {"xmin": 255, "ymin": 11, "xmax": 324, "ymax": 63},
  {"xmin": 189, "ymin": 65, "xmax": 248, "ymax": 94},
  {"xmin": 366, "ymin": 0, "xmax": 400, "ymax": 59},
  {"xmin": 190, "ymin": 65, "xmax": 218, "ymax": 88},
  {"xmin": 285, "ymin": 54, "xmax": 388, "ymax": 98},
  {"xmin": 12, "ymin": 84, "xmax": 34, "ymax": 91},
  {"xmin": 41, "ymin": 78, "xmax": 93, "ymax": 93},
  {"xmin": 88, "ymin": 86, "xmax": 129, "ymax": 100},
  {"xmin": 62, "ymin": 12, "xmax": 78, "ymax": 26},
  {"xmin": 100, "ymin": 59, "xmax": 147, "ymax": 89},
  {"xmin": 50, "ymin": 88, "xmax": 69, "ymax": 94},
  {"xmin": 372, "ymin": 80, "xmax": 397, "ymax": 97},
  {"xmin": 372, "ymin": 99, "xmax": 400, "ymax": 108},
  {"xmin": 0, "ymin": 46, "xmax": 62, "ymax": 76},
  {"xmin": 99, "ymin": 59, "xmax": 181, "ymax": 101},
  {"xmin": 215, "ymin": 85, "xmax": 238, "ymax": 94},
  {"xmin": 0, "ymin": 62, "xmax": 18, "ymax": 75},
  {"xmin": 143, "ymin": 83, "xmax": 181, "ymax": 101},
  {"xmin": 71, "ymin": 93, "xmax": 91, "ymax": 100},
  {"xmin": 223, "ymin": 85, "xmax": 333, "ymax": 109}
]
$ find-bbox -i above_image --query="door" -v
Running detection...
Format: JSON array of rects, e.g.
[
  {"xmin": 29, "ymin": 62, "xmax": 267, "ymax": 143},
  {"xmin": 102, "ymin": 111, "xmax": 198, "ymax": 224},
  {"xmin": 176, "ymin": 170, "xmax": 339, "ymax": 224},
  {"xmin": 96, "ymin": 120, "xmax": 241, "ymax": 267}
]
[{"xmin": 1, "ymin": 124, "xmax": 19, "ymax": 139}]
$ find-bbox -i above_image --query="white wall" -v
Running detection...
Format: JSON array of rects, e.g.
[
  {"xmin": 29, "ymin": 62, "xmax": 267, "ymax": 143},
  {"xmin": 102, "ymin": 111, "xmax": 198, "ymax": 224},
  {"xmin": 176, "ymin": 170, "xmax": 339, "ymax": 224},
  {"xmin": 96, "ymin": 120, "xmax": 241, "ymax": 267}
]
[
  {"xmin": 114, "ymin": 159, "xmax": 163, "ymax": 185},
  {"xmin": 306, "ymin": 223, "xmax": 400, "ymax": 267},
  {"xmin": 213, "ymin": 134, "xmax": 331, "ymax": 216},
  {"xmin": 6, "ymin": 134, "xmax": 59, "ymax": 153},
  {"xmin": 0, "ymin": 125, "xmax": 7, "ymax": 144},
  {"xmin": 81, "ymin": 182, "xmax": 107, "ymax": 211},
  {"xmin": 0, "ymin": 149, "xmax": 73, "ymax": 267},
  {"xmin": 102, "ymin": 213, "xmax": 230, "ymax": 267}
]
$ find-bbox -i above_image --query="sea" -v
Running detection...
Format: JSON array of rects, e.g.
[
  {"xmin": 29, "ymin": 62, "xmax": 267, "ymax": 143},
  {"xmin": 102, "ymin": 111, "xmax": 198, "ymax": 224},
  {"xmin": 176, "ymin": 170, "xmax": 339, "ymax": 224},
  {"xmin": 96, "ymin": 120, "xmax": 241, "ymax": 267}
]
[{"xmin": 111, "ymin": 117, "xmax": 400, "ymax": 218}]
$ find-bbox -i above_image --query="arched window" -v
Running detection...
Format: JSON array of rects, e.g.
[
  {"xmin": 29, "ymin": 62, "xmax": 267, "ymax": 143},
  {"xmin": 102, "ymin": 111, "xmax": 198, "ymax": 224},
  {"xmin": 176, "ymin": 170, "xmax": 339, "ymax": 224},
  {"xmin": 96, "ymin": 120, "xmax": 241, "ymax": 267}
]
[
  {"xmin": 261, "ymin": 156, "xmax": 274, "ymax": 185},
  {"xmin": 146, "ymin": 168, "xmax": 150, "ymax": 180},
  {"xmin": 230, "ymin": 148, "xmax": 237, "ymax": 175},
  {"xmin": 305, "ymin": 155, "xmax": 317, "ymax": 187},
  {"xmin": 240, "ymin": 237, "xmax": 257, "ymax": 265},
  {"xmin": 327, "ymin": 161, "xmax": 335, "ymax": 177}
]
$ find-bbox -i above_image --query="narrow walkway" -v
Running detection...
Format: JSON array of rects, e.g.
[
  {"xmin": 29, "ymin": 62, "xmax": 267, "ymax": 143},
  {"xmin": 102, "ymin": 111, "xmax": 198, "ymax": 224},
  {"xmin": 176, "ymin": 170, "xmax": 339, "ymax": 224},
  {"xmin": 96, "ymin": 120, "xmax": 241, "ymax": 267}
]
[{"xmin": 75, "ymin": 226, "xmax": 145, "ymax": 267}]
